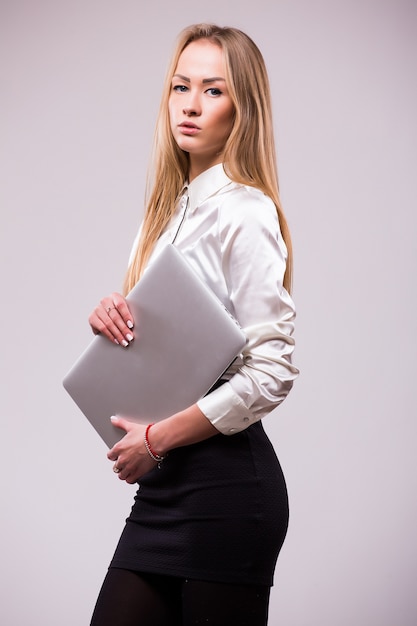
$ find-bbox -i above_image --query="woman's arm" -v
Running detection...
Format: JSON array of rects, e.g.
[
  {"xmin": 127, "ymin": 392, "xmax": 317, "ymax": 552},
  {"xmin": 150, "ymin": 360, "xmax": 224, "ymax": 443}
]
[{"xmin": 197, "ymin": 188, "xmax": 299, "ymax": 434}]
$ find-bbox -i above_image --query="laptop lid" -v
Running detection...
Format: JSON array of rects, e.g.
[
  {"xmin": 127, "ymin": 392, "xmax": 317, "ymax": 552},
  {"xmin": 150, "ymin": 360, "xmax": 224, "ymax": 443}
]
[{"xmin": 63, "ymin": 244, "xmax": 246, "ymax": 448}]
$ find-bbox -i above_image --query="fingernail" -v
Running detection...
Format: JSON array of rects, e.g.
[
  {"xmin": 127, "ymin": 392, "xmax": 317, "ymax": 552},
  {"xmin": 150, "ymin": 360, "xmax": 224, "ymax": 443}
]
[
  {"xmin": 121, "ymin": 339, "xmax": 129, "ymax": 347},
  {"xmin": 114, "ymin": 338, "xmax": 120, "ymax": 345},
  {"xmin": 127, "ymin": 320, "xmax": 134, "ymax": 329},
  {"xmin": 126, "ymin": 333, "xmax": 134, "ymax": 342},
  {"xmin": 110, "ymin": 415, "xmax": 117, "ymax": 422}
]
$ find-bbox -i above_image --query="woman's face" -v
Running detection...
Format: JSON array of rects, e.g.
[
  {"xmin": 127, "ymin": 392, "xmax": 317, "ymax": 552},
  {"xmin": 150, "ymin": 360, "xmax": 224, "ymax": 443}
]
[{"xmin": 169, "ymin": 39, "xmax": 235, "ymax": 180}]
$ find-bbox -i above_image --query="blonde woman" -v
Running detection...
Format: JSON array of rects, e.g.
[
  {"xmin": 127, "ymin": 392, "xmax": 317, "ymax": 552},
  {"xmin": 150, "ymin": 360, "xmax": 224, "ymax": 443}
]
[{"xmin": 89, "ymin": 23, "xmax": 298, "ymax": 626}]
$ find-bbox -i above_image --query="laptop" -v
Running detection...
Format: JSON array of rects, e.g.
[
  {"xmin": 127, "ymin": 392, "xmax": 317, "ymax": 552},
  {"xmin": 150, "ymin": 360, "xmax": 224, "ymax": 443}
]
[{"xmin": 63, "ymin": 244, "xmax": 246, "ymax": 448}]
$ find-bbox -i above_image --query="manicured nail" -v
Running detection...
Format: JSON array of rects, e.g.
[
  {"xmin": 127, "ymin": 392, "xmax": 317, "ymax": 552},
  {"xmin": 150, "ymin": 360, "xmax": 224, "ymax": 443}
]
[
  {"xmin": 110, "ymin": 415, "xmax": 117, "ymax": 422},
  {"xmin": 127, "ymin": 320, "xmax": 134, "ymax": 329},
  {"xmin": 126, "ymin": 333, "xmax": 134, "ymax": 342},
  {"xmin": 114, "ymin": 338, "xmax": 120, "ymax": 345},
  {"xmin": 121, "ymin": 339, "xmax": 129, "ymax": 347}
]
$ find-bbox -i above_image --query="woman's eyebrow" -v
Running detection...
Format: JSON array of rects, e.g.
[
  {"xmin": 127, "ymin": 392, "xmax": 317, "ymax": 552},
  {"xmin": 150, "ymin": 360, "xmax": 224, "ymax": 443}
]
[
  {"xmin": 173, "ymin": 74, "xmax": 190, "ymax": 83},
  {"xmin": 172, "ymin": 73, "xmax": 225, "ymax": 84},
  {"xmin": 202, "ymin": 77, "xmax": 225, "ymax": 84}
]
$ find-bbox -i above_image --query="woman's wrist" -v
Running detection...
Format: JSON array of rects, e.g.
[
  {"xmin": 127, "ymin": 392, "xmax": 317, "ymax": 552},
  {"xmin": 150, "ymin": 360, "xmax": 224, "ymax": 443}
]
[{"xmin": 144, "ymin": 423, "xmax": 166, "ymax": 465}]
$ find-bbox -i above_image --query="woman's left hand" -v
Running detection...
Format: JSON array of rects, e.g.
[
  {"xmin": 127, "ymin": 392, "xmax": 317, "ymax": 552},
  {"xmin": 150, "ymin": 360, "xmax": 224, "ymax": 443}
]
[{"xmin": 107, "ymin": 417, "xmax": 157, "ymax": 483}]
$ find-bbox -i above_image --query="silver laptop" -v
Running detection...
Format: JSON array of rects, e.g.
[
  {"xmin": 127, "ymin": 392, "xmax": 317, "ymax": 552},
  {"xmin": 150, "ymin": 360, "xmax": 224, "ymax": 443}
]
[{"xmin": 63, "ymin": 244, "xmax": 246, "ymax": 448}]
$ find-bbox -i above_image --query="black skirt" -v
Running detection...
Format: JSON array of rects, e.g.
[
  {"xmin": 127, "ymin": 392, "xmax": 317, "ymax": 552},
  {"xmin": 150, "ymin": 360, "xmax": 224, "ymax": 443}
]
[{"xmin": 109, "ymin": 418, "xmax": 289, "ymax": 587}]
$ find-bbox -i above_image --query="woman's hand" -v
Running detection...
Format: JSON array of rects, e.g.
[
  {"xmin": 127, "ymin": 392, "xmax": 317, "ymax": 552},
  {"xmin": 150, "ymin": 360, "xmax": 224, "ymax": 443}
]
[
  {"xmin": 107, "ymin": 417, "xmax": 158, "ymax": 484},
  {"xmin": 88, "ymin": 292, "xmax": 134, "ymax": 347},
  {"xmin": 108, "ymin": 405, "xmax": 219, "ymax": 483}
]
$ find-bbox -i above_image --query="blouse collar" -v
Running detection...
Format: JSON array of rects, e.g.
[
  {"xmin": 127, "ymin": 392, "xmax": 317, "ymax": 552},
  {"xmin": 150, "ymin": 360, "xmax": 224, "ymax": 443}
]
[{"xmin": 185, "ymin": 164, "xmax": 232, "ymax": 213}]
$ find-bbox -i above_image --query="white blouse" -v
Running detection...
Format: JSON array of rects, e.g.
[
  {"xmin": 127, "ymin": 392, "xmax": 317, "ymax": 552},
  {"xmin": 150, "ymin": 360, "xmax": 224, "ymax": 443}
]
[{"xmin": 130, "ymin": 164, "xmax": 299, "ymax": 435}]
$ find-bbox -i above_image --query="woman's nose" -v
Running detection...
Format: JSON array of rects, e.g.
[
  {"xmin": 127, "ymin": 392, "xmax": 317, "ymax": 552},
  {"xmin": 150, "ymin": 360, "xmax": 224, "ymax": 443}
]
[
  {"xmin": 183, "ymin": 105, "xmax": 198, "ymax": 116},
  {"xmin": 182, "ymin": 94, "xmax": 201, "ymax": 116}
]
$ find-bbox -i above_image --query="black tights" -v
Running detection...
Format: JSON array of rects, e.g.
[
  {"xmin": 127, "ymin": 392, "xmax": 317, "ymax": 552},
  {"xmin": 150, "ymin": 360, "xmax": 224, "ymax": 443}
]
[{"xmin": 90, "ymin": 568, "xmax": 271, "ymax": 626}]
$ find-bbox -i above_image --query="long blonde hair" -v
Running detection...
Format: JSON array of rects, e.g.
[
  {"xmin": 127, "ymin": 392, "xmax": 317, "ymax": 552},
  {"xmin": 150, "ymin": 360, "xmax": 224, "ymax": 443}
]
[{"xmin": 124, "ymin": 24, "xmax": 293, "ymax": 294}]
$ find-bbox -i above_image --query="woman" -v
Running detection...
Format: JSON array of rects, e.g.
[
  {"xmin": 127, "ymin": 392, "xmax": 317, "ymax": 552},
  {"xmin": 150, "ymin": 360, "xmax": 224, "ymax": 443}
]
[{"xmin": 89, "ymin": 23, "xmax": 298, "ymax": 626}]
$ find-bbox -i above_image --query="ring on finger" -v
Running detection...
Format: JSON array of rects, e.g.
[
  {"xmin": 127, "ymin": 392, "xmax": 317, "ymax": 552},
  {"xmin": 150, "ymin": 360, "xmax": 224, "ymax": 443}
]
[
  {"xmin": 106, "ymin": 305, "xmax": 115, "ymax": 314},
  {"xmin": 113, "ymin": 465, "xmax": 121, "ymax": 474}
]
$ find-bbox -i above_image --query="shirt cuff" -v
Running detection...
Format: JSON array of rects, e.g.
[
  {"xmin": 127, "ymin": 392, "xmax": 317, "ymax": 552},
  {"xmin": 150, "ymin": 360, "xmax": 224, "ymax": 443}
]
[{"xmin": 197, "ymin": 382, "xmax": 256, "ymax": 435}]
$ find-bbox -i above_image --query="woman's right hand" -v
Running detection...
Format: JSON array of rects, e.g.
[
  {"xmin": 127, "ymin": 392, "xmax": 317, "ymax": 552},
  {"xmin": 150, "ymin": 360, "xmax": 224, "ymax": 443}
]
[{"xmin": 88, "ymin": 292, "xmax": 135, "ymax": 347}]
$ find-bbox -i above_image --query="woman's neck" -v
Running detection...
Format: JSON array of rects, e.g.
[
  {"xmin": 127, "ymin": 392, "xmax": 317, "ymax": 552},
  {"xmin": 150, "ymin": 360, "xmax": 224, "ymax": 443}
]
[{"xmin": 188, "ymin": 153, "xmax": 224, "ymax": 183}]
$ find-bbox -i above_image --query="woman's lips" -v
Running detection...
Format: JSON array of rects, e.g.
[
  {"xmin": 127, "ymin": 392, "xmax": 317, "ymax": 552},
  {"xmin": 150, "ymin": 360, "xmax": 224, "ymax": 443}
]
[{"xmin": 178, "ymin": 122, "xmax": 201, "ymax": 135}]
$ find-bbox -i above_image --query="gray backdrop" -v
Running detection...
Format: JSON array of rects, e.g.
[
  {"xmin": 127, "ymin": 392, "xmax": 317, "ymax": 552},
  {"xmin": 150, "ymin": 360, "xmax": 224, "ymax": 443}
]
[{"xmin": 1, "ymin": 0, "xmax": 416, "ymax": 624}]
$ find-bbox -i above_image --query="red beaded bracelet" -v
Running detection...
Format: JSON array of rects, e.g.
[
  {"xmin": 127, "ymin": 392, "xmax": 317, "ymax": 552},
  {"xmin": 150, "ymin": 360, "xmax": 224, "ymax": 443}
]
[{"xmin": 144, "ymin": 423, "xmax": 166, "ymax": 467}]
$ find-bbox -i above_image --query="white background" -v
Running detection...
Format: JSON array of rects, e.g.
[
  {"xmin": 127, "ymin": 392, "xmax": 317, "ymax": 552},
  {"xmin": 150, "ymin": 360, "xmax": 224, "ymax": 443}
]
[{"xmin": 1, "ymin": 0, "xmax": 416, "ymax": 624}]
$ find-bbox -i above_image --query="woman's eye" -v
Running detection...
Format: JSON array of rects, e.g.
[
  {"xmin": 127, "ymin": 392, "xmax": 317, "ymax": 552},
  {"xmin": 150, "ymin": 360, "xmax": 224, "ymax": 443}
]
[
  {"xmin": 173, "ymin": 85, "xmax": 188, "ymax": 93},
  {"xmin": 206, "ymin": 87, "xmax": 222, "ymax": 96}
]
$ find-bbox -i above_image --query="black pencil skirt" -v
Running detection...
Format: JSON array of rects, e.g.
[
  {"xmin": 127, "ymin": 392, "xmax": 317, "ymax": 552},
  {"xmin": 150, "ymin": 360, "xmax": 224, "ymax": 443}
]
[{"xmin": 109, "ymin": 419, "xmax": 289, "ymax": 587}]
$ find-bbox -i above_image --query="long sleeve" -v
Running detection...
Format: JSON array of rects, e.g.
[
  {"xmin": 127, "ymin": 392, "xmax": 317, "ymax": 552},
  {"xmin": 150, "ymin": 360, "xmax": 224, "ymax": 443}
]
[{"xmin": 197, "ymin": 185, "xmax": 298, "ymax": 434}]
